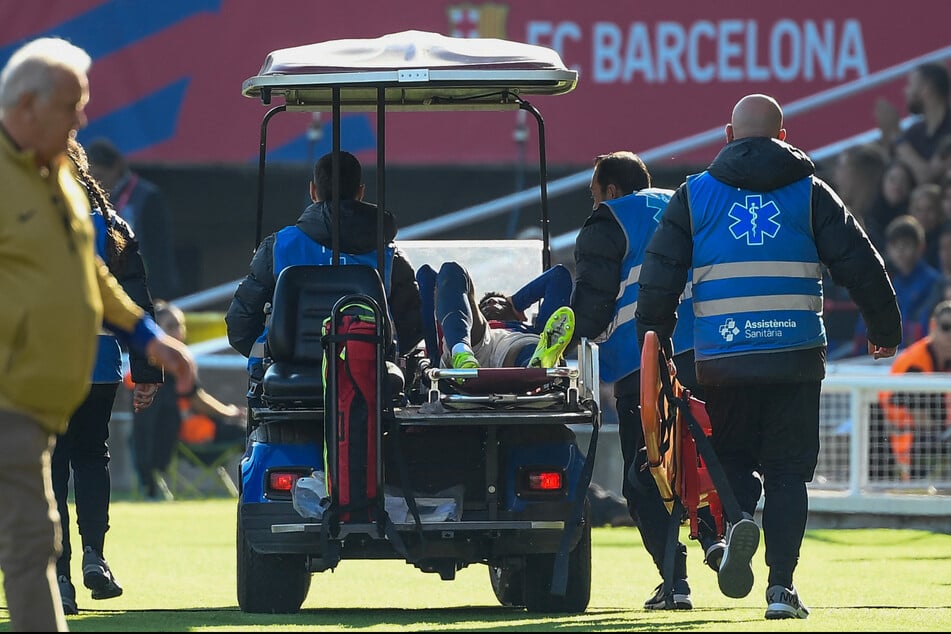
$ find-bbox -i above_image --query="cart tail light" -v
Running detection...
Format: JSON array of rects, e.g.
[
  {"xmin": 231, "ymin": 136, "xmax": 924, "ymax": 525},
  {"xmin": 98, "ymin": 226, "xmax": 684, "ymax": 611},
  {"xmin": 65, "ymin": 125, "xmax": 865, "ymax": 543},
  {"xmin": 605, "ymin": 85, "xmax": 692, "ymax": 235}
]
[
  {"xmin": 265, "ymin": 468, "xmax": 311, "ymax": 500},
  {"xmin": 517, "ymin": 467, "xmax": 566, "ymax": 498}
]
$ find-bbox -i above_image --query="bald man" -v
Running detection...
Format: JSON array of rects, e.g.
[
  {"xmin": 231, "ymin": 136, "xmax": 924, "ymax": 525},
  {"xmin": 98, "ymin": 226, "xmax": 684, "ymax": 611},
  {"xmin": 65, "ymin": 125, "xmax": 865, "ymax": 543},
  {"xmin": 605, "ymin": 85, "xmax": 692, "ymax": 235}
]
[
  {"xmin": 728, "ymin": 93, "xmax": 785, "ymax": 139},
  {"xmin": 635, "ymin": 94, "xmax": 902, "ymax": 620}
]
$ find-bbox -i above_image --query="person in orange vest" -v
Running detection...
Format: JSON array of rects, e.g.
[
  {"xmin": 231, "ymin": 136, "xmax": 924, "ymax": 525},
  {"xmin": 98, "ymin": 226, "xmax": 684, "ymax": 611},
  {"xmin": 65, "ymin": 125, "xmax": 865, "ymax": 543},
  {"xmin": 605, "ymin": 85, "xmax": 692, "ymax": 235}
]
[
  {"xmin": 126, "ymin": 300, "xmax": 245, "ymax": 498},
  {"xmin": 879, "ymin": 300, "xmax": 951, "ymax": 480}
]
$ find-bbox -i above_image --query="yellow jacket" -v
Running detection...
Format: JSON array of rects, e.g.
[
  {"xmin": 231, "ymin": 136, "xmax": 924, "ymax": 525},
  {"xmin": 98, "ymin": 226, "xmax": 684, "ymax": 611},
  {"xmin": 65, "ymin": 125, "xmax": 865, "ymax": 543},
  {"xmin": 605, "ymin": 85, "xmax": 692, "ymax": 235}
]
[{"xmin": 0, "ymin": 130, "xmax": 147, "ymax": 433}]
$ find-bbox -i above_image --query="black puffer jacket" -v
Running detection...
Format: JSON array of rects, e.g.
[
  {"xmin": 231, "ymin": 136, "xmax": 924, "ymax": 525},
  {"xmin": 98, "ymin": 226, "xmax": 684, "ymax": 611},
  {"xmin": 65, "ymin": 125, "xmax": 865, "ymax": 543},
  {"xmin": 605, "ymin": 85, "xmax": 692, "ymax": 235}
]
[
  {"xmin": 571, "ymin": 203, "xmax": 628, "ymax": 343},
  {"xmin": 636, "ymin": 137, "xmax": 902, "ymax": 386},
  {"xmin": 225, "ymin": 199, "xmax": 423, "ymax": 358},
  {"xmin": 570, "ymin": 202, "xmax": 648, "ymax": 397}
]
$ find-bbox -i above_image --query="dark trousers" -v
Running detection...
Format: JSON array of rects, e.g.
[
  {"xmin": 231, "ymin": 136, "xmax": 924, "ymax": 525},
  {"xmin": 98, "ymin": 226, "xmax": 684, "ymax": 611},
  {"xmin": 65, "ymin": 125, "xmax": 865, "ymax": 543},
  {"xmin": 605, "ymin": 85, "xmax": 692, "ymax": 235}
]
[
  {"xmin": 131, "ymin": 383, "xmax": 180, "ymax": 498},
  {"xmin": 509, "ymin": 263, "xmax": 573, "ymax": 331},
  {"xmin": 51, "ymin": 382, "xmax": 118, "ymax": 577},
  {"xmin": 704, "ymin": 381, "xmax": 820, "ymax": 589},
  {"xmin": 616, "ymin": 350, "xmax": 719, "ymax": 582},
  {"xmin": 433, "ymin": 261, "xmax": 475, "ymax": 355}
]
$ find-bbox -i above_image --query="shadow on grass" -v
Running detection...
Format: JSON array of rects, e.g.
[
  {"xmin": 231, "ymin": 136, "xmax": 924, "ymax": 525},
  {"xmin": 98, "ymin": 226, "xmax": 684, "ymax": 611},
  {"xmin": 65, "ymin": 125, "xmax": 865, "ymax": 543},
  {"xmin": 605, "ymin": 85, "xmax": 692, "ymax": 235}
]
[
  {"xmin": 2, "ymin": 605, "xmax": 775, "ymax": 632},
  {"xmin": 6, "ymin": 604, "xmax": 951, "ymax": 632}
]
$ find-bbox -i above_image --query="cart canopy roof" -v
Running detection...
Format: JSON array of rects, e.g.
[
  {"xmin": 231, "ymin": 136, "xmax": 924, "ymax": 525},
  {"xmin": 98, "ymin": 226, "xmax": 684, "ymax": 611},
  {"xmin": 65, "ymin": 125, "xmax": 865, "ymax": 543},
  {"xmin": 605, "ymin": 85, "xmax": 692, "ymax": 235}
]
[{"xmin": 242, "ymin": 30, "xmax": 578, "ymax": 111}]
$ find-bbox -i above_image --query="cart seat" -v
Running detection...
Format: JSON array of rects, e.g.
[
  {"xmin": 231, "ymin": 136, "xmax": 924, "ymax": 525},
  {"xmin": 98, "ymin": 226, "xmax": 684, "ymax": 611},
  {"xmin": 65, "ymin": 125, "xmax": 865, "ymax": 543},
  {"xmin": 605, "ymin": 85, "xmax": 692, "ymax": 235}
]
[{"xmin": 262, "ymin": 264, "xmax": 395, "ymax": 408}]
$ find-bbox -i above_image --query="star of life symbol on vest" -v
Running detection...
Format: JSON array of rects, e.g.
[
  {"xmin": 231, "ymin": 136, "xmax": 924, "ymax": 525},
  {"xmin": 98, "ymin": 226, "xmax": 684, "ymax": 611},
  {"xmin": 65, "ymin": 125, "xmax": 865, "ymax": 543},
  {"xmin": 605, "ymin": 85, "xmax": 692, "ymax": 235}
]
[
  {"xmin": 728, "ymin": 194, "xmax": 781, "ymax": 245},
  {"xmin": 719, "ymin": 318, "xmax": 741, "ymax": 342},
  {"xmin": 643, "ymin": 191, "xmax": 668, "ymax": 223}
]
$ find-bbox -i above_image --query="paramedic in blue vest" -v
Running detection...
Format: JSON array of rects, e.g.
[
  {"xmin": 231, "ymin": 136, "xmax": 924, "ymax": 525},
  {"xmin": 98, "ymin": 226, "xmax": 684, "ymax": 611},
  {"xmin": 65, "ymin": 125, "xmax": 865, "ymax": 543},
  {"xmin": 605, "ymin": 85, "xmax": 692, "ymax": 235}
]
[
  {"xmin": 225, "ymin": 150, "xmax": 423, "ymax": 420},
  {"xmin": 569, "ymin": 151, "xmax": 722, "ymax": 612},
  {"xmin": 635, "ymin": 94, "xmax": 902, "ymax": 620}
]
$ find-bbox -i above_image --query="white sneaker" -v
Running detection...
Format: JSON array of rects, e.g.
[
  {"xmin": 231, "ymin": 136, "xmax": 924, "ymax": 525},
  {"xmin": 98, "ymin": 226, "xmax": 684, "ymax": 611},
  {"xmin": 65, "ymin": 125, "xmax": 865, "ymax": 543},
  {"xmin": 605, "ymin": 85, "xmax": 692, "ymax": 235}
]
[
  {"xmin": 704, "ymin": 539, "xmax": 725, "ymax": 573},
  {"xmin": 765, "ymin": 584, "xmax": 810, "ymax": 619},
  {"xmin": 643, "ymin": 580, "xmax": 692, "ymax": 610}
]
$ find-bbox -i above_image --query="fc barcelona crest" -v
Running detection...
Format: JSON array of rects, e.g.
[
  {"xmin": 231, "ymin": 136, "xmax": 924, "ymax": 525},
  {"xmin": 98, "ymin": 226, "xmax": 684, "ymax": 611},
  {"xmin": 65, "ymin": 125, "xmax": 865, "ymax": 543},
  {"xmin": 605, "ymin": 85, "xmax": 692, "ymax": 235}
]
[{"xmin": 447, "ymin": 3, "xmax": 509, "ymax": 39}]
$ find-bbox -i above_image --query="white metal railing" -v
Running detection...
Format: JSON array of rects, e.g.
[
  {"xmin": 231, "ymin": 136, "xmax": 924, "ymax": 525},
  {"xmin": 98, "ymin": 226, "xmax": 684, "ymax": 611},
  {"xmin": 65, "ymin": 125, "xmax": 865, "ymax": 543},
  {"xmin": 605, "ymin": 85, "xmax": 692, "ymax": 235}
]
[{"xmin": 809, "ymin": 368, "xmax": 951, "ymax": 516}]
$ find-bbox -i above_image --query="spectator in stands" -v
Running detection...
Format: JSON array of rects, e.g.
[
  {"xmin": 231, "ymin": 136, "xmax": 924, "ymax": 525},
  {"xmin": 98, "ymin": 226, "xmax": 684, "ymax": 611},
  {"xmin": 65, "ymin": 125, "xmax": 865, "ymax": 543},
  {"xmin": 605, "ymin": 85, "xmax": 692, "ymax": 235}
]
[
  {"xmin": 923, "ymin": 223, "xmax": 951, "ymax": 315},
  {"xmin": 940, "ymin": 175, "xmax": 951, "ymax": 225},
  {"xmin": 938, "ymin": 225, "xmax": 951, "ymax": 282},
  {"xmin": 875, "ymin": 61, "xmax": 951, "ymax": 185},
  {"xmin": 225, "ymin": 150, "xmax": 423, "ymax": 422},
  {"xmin": 855, "ymin": 215, "xmax": 941, "ymax": 356},
  {"xmin": 825, "ymin": 145, "xmax": 892, "ymax": 357},
  {"xmin": 937, "ymin": 277, "xmax": 951, "ymax": 305},
  {"xmin": 832, "ymin": 144, "xmax": 889, "ymax": 251},
  {"xmin": 908, "ymin": 182, "xmax": 944, "ymax": 268},
  {"xmin": 86, "ymin": 138, "xmax": 181, "ymax": 299},
  {"xmin": 869, "ymin": 159, "xmax": 915, "ymax": 233},
  {"xmin": 932, "ymin": 136, "xmax": 951, "ymax": 188},
  {"xmin": 879, "ymin": 300, "xmax": 951, "ymax": 480}
]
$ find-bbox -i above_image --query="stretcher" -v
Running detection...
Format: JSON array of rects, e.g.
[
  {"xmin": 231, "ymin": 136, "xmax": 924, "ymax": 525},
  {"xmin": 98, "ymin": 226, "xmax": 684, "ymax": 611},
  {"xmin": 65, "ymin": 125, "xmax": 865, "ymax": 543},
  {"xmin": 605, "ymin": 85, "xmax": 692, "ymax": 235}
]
[{"xmin": 640, "ymin": 330, "xmax": 725, "ymax": 540}]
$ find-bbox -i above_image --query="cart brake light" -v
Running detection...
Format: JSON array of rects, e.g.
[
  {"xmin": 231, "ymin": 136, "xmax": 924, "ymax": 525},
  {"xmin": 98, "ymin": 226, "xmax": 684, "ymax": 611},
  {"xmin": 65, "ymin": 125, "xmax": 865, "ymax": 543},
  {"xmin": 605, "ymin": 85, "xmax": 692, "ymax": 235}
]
[
  {"xmin": 527, "ymin": 470, "xmax": 563, "ymax": 491},
  {"xmin": 515, "ymin": 466, "xmax": 567, "ymax": 499},
  {"xmin": 268, "ymin": 471, "xmax": 301, "ymax": 493}
]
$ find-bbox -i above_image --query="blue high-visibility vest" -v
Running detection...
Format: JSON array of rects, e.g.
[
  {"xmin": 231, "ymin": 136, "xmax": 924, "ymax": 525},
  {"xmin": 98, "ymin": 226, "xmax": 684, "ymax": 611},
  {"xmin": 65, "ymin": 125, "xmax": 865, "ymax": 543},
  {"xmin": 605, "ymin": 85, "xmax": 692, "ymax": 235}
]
[
  {"xmin": 247, "ymin": 226, "xmax": 394, "ymax": 378},
  {"xmin": 91, "ymin": 211, "xmax": 123, "ymax": 383},
  {"xmin": 686, "ymin": 172, "xmax": 825, "ymax": 360},
  {"xmin": 596, "ymin": 188, "xmax": 694, "ymax": 383}
]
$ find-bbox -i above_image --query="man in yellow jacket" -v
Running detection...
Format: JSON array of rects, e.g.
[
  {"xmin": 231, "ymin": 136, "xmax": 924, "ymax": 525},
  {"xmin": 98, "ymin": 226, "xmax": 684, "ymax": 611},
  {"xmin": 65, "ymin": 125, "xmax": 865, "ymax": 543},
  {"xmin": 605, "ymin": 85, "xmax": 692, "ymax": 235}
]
[{"xmin": 0, "ymin": 37, "xmax": 197, "ymax": 632}]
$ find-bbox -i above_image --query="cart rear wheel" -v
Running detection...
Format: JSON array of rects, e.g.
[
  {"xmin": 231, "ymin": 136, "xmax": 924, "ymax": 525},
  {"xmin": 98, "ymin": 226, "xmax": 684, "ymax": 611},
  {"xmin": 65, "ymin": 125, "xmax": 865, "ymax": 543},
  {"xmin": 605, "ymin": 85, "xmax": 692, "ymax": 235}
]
[
  {"xmin": 236, "ymin": 515, "xmax": 311, "ymax": 613},
  {"xmin": 489, "ymin": 559, "xmax": 526, "ymax": 607},
  {"xmin": 522, "ymin": 500, "xmax": 591, "ymax": 613}
]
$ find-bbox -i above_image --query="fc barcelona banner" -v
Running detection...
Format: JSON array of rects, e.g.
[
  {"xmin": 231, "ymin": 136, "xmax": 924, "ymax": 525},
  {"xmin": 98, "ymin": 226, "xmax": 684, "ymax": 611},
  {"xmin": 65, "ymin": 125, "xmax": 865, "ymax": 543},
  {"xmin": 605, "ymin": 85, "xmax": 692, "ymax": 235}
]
[{"xmin": 1, "ymin": 0, "xmax": 947, "ymax": 166}]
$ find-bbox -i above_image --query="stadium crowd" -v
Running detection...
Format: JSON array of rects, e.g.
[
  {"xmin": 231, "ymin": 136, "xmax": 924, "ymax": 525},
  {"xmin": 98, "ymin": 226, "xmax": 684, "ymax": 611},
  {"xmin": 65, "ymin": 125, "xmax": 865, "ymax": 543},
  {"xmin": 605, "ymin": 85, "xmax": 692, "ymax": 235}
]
[{"xmin": 822, "ymin": 61, "xmax": 951, "ymax": 361}]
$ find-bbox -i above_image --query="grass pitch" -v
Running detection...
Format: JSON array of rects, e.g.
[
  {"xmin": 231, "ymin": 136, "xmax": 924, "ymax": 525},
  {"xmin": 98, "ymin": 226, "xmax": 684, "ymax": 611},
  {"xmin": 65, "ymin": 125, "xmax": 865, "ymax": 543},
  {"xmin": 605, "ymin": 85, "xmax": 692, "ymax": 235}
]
[{"xmin": 1, "ymin": 498, "xmax": 950, "ymax": 631}]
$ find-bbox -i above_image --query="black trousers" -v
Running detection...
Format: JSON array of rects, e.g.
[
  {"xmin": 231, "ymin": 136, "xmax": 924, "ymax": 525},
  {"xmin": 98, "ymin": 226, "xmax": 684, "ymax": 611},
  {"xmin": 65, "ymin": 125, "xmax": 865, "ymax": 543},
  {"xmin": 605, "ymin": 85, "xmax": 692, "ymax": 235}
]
[
  {"xmin": 704, "ymin": 381, "xmax": 820, "ymax": 589},
  {"xmin": 131, "ymin": 384, "xmax": 180, "ymax": 498},
  {"xmin": 51, "ymin": 383, "xmax": 119, "ymax": 577}
]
